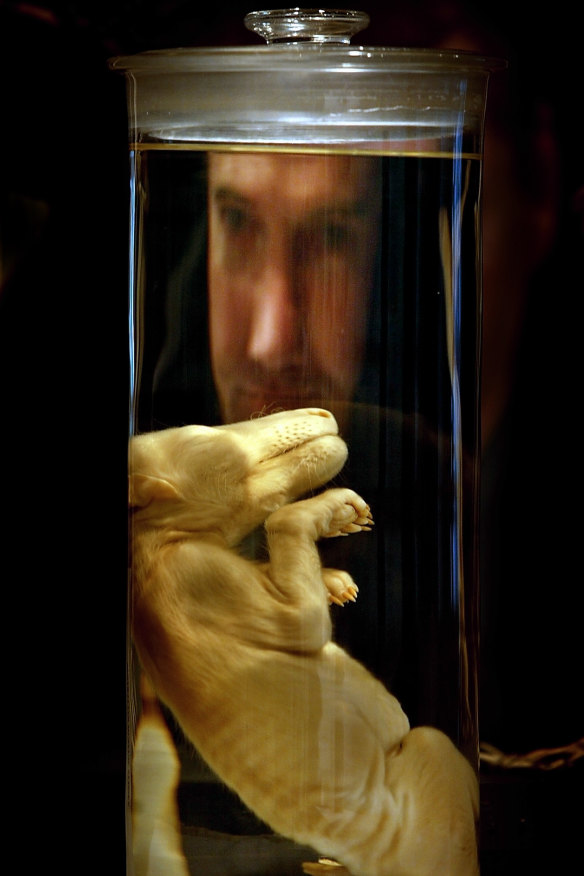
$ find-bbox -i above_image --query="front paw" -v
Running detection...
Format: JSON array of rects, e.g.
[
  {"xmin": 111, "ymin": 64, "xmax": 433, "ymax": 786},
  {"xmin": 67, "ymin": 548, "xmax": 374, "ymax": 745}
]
[
  {"xmin": 323, "ymin": 569, "xmax": 359, "ymax": 606},
  {"xmin": 265, "ymin": 487, "xmax": 373, "ymax": 543},
  {"xmin": 321, "ymin": 488, "xmax": 374, "ymax": 539}
]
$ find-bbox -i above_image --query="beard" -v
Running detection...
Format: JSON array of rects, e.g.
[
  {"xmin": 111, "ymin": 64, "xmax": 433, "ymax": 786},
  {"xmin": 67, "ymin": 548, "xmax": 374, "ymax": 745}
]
[{"xmin": 214, "ymin": 363, "xmax": 357, "ymax": 432}]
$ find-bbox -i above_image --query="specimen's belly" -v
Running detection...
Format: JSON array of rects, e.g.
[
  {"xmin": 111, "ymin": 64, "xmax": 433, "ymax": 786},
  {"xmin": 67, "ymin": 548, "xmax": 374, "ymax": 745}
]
[{"xmin": 174, "ymin": 642, "xmax": 408, "ymax": 847}]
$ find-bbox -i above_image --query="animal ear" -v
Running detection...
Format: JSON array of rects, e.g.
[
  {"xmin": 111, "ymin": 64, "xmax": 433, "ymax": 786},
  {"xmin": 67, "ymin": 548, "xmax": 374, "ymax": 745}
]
[{"xmin": 129, "ymin": 473, "xmax": 179, "ymax": 508}]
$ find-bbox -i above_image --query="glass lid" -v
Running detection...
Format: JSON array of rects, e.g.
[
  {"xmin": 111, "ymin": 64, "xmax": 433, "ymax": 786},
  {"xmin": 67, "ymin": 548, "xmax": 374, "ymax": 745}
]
[{"xmin": 109, "ymin": 8, "xmax": 505, "ymax": 151}]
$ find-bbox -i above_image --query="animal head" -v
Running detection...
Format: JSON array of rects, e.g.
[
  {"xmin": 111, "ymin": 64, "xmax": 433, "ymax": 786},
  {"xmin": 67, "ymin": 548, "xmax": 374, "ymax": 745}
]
[{"xmin": 129, "ymin": 408, "xmax": 348, "ymax": 545}]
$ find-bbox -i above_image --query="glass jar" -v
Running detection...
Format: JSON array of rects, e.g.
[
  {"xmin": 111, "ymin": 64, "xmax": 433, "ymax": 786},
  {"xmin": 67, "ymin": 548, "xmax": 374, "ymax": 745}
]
[{"xmin": 112, "ymin": 9, "xmax": 504, "ymax": 875}]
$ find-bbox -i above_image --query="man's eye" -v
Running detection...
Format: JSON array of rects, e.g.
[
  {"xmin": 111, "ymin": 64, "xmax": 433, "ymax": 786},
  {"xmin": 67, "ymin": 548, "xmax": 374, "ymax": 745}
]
[
  {"xmin": 323, "ymin": 222, "xmax": 351, "ymax": 251},
  {"xmin": 219, "ymin": 205, "xmax": 250, "ymax": 234},
  {"xmin": 304, "ymin": 221, "xmax": 351, "ymax": 255}
]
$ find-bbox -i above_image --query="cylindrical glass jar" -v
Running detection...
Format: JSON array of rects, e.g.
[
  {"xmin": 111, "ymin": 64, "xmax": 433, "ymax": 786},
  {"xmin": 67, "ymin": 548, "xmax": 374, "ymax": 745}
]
[{"xmin": 112, "ymin": 10, "xmax": 504, "ymax": 875}]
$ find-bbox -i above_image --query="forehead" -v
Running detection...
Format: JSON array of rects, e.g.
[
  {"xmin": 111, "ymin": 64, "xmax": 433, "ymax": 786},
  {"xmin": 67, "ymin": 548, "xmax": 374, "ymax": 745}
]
[{"xmin": 208, "ymin": 151, "xmax": 377, "ymax": 208}]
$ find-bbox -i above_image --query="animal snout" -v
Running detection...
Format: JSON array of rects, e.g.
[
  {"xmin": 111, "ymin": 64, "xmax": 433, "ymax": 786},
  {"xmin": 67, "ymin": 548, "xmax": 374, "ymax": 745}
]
[
  {"xmin": 259, "ymin": 409, "xmax": 340, "ymax": 458},
  {"xmin": 305, "ymin": 408, "xmax": 335, "ymax": 419}
]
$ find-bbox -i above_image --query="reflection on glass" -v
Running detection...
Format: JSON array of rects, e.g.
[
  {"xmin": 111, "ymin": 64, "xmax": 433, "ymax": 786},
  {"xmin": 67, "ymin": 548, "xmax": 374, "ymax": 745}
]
[
  {"xmin": 129, "ymin": 147, "xmax": 481, "ymax": 875},
  {"xmin": 207, "ymin": 152, "xmax": 381, "ymax": 429}
]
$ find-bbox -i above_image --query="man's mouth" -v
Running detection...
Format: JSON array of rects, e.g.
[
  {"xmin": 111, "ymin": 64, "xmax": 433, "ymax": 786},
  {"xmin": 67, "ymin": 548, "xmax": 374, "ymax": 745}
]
[{"xmin": 238, "ymin": 383, "xmax": 332, "ymax": 409}]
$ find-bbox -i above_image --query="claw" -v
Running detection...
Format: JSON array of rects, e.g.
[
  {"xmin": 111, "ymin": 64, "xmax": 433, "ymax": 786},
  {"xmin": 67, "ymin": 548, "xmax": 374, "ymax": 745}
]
[
  {"xmin": 342, "ymin": 523, "xmax": 363, "ymax": 533},
  {"xmin": 355, "ymin": 515, "xmax": 374, "ymax": 526},
  {"xmin": 327, "ymin": 578, "xmax": 359, "ymax": 606},
  {"xmin": 341, "ymin": 521, "xmax": 373, "ymax": 533}
]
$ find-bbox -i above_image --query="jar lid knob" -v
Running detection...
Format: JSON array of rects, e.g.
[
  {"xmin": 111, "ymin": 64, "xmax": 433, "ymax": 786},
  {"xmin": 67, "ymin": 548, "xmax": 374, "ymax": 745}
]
[{"xmin": 244, "ymin": 8, "xmax": 370, "ymax": 45}]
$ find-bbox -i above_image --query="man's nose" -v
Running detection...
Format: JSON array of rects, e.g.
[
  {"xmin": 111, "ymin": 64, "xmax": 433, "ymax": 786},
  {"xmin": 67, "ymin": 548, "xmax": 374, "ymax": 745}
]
[{"xmin": 247, "ymin": 252, "xmax": 302, "ymax": 369}]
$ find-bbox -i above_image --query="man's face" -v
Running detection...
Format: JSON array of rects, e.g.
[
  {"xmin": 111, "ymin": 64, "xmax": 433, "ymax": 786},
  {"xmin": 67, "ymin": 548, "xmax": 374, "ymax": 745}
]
[{"xmin": 207, "ymin": 151, "xmax": 380, "ymax": 425}]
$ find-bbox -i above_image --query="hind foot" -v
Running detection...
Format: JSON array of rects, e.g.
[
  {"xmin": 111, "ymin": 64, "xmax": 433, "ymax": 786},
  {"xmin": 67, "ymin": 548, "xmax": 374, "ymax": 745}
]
[
  {"xmin": 322, "ymin": 569, "xmax": 359, "ymax": 606},
  {"xmin": 303, "ymin": 860, "xmax": 352, "ymax": 875}
]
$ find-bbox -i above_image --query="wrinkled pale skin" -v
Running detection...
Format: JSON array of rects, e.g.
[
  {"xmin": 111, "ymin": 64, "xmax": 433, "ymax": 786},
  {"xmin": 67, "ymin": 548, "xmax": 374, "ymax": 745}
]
[{"xmin": 129, "ymin": 408, "xmax": 478, "ymax": 875}]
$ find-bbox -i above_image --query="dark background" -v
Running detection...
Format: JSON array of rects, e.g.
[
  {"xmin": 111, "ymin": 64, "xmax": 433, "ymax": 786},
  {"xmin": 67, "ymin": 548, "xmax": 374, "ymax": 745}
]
[{"xmin": 1, "ymin": 2, "xmax": 581, "ymax": 874}]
